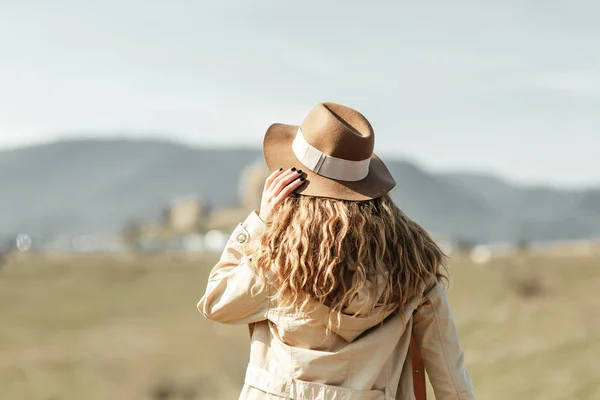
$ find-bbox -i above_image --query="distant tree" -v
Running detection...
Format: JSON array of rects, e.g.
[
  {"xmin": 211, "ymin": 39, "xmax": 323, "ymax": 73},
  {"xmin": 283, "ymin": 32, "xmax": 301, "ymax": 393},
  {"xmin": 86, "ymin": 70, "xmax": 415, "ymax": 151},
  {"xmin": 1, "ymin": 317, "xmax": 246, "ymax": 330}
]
[
  {"xmin": 121, "ymin": 221, "xmax": 143, "ymax": 252},
  {"xmin": 202, "ymin": 201, "xmax": 214, "ymax": 217},
  {"xmin": 516, "ymin": 236, "xmax": 531, "ymax": 253},
  {"xmin": 454, "ymin": 237, "xmax": 477, "ymax": 254},
  {"xmin": 0, "ymin": 237, "xmax": 14, "ymax": 268},
  {"xmin": 160, "ymin": 206, "xmax": 171, "ymax": 228},
  {"xmin": 515, "ymin": 224, "xmax": 532, "ymax": 254}
]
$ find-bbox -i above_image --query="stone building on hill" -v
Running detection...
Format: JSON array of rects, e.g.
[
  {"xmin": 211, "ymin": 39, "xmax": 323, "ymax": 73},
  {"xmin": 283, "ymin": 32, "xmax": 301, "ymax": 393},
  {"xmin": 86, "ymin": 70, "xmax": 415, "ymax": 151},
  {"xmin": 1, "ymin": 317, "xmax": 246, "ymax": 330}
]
[
  {"xmin": 120, "ymin": 161, "xmax": 270, "ymax": 252},
  {"xmin": 166, "ymin": 197, "xmax": 206, "ymax": 233},
  {"xmin": 204, "ymin": 159, "xmax": 270, "ymax": 232}
]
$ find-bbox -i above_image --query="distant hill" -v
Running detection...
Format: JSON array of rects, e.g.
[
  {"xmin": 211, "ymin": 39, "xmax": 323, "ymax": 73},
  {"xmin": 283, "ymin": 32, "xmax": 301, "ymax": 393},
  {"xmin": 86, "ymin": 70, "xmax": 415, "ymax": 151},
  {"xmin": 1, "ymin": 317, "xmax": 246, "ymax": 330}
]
[
  {"xmin": 440, "ymin": 172, "xmax": 600, "ymax": 242},
  {"xmin": 1, "ymin": 139, "xmax": 598, "ymax": 244}
]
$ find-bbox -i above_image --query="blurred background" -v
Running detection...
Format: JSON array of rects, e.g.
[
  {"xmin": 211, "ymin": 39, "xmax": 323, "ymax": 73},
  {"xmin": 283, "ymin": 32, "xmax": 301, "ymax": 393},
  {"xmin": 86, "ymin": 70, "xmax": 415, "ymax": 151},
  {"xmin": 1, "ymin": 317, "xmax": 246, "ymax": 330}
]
[{"xmin": 1, "ymin": 1, "xmax": 599, "ymax": 399}]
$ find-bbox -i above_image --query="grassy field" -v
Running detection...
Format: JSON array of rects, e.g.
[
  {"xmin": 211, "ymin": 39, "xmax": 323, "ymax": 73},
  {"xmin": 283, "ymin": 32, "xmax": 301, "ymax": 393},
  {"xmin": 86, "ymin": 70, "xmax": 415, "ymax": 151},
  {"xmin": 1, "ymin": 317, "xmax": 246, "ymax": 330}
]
[{"xmin": 0, "ymin": 252, "xmax": 599, "ymax": 400}]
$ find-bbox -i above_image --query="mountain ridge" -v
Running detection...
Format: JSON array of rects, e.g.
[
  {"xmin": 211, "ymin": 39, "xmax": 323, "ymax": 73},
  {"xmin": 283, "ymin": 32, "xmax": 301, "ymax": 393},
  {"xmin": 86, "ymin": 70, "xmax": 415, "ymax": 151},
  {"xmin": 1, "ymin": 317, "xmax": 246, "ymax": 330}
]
[{"xmin": 1, "ymin": 138, "xmax": 598, "ymax": 244}]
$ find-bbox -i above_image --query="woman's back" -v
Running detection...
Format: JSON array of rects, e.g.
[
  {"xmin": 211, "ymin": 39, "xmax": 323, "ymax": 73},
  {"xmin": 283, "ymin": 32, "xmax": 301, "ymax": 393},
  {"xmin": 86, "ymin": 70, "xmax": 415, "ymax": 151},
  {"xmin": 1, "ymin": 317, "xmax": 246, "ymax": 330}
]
[{"xmin": 197, "ymin": 102, "xmax": 475, "ymax": 399}]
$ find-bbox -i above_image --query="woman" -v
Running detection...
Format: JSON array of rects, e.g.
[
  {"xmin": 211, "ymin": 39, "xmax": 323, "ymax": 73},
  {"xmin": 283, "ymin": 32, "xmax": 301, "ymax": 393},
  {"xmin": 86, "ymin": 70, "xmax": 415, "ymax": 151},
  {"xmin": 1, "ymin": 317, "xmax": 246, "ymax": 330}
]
[{"xmin": 198, "ymin": 102, "xmax": 475, "ymax": 399}]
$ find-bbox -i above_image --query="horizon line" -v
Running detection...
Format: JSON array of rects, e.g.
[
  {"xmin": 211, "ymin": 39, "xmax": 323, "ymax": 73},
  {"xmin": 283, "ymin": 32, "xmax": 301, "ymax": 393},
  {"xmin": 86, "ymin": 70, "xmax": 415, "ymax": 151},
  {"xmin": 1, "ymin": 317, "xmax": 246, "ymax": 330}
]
[{"xmin": 1, "ymin": 134, "xmax": 598, "ymax": 192}]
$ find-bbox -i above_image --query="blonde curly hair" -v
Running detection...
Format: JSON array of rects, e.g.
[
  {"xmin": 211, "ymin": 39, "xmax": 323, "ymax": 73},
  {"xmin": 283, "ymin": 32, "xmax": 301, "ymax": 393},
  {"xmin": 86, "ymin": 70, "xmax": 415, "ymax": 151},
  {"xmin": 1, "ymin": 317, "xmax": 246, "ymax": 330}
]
[{"xmin": 249, "ymin": 194, "xmax": 448, "ymax": 318}]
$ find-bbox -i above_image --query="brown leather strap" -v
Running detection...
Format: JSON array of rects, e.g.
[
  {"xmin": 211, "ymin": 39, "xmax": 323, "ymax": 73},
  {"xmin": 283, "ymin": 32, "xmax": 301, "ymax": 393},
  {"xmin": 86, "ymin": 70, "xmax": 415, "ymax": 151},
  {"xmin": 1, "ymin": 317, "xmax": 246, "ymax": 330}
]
[{"xmin": 411, "ymin": 334, "xmax": 427, "ymax": 400}]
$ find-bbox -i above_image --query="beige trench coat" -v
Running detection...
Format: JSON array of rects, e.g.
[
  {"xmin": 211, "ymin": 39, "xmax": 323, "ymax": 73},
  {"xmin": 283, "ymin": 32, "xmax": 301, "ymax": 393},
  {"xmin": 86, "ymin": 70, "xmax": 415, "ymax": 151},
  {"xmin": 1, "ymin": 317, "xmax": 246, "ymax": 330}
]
[{"xmin": 198, "ymin": 211, "xmax": 475, "ymax": 400}]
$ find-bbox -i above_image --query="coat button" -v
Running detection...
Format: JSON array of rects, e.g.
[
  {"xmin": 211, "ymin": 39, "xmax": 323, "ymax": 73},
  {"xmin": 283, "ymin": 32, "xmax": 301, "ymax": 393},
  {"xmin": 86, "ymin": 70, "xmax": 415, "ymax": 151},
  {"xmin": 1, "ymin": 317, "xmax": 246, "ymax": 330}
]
[{"xmin": 236, "ymin": 232, "xmax": 248, "ymax": 243}]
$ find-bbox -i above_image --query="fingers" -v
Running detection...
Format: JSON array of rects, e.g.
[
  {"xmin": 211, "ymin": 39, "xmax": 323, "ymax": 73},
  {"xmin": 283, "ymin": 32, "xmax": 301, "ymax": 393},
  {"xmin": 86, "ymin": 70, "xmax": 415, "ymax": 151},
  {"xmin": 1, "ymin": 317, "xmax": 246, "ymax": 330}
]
[
  {"xmin": 260, "ymin": 167, "xmax": 304, "ymax": 222},
  {"xmin": 273, "ymin": 176, "xmax": 304, "ymax": 204},
  {"xmin": 270, "ymin": 168, "xmax": 303, "ymax": 196},
  {"xmin": 264, "ymin": 168, "xmax": 285, "ymax": 191}
]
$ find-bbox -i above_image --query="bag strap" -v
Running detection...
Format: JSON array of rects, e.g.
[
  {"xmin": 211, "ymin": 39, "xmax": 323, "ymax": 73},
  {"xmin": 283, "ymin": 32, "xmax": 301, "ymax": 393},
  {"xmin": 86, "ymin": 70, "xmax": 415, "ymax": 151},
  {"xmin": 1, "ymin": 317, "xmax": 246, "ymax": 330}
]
[{"xmin": 410, "ymin": 334, "xmax": 427, "ymax": 400}]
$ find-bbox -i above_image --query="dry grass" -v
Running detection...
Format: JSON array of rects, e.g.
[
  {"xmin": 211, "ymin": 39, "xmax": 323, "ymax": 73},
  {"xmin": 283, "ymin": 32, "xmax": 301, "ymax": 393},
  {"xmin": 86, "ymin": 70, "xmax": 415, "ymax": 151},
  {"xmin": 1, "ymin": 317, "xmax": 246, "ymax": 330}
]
[{"xmin": 0, "ymin": 252, "xmax": 599, "ymax": 399}]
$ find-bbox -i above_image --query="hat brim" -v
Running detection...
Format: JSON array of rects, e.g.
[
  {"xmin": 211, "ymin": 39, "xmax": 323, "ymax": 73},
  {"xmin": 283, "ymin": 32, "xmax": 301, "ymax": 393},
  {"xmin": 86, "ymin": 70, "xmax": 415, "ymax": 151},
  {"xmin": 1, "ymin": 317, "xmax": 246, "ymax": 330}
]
[{"xmin": 263, "ymin": 123, "xmax": 397, "ymax": 201}]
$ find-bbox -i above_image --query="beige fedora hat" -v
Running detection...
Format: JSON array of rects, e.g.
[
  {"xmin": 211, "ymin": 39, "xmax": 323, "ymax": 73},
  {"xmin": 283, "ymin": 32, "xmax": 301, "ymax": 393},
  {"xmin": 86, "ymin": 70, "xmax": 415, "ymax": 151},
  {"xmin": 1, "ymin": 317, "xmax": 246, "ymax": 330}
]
[{"xmin": 263, "ymin": 102, "xmax": 396, "ymax": 201}]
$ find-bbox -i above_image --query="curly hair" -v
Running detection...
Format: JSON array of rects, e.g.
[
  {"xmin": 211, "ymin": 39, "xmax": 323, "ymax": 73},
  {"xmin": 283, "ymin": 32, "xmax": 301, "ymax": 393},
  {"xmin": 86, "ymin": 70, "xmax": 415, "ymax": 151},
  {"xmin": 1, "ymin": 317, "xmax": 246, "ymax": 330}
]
[{"xmin": 248, "ymin": 194, "xmax": 448, "ymax": 320}]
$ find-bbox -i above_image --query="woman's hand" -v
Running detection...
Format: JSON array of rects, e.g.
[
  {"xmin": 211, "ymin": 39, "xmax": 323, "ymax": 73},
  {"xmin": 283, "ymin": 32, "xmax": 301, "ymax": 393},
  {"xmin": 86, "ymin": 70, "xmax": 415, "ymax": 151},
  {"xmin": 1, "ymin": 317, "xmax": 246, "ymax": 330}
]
[{"xmin": 259, "ymin": 167, "xmax": 304, "ymax": 221}]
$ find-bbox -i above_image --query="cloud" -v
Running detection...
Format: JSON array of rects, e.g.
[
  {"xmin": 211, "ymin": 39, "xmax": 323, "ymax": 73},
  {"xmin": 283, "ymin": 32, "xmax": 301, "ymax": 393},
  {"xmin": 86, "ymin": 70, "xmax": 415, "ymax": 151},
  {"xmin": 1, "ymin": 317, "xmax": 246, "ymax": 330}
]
[
  {"xmin": 190, "ymin": 103, "xmax": 311, "ymax": 147},
  {"xmin": 0, "ymin": 127, "xmax": 52, "ymax": 149},
  {"xmin": 536, "ymin": 69, "xmax": 600, "ymax": 93},
  {"xmin": 277, "ymin": 49, "xmax": 341, "ymax": 80}
]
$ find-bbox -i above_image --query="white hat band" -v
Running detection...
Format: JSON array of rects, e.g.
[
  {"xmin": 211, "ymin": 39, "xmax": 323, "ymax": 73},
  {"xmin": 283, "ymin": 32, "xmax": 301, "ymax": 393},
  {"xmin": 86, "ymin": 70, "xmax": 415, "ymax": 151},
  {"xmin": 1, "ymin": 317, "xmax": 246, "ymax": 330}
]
[{"xmin": 291, "ymin": 128, "xmax": 371, "ymax": 182}]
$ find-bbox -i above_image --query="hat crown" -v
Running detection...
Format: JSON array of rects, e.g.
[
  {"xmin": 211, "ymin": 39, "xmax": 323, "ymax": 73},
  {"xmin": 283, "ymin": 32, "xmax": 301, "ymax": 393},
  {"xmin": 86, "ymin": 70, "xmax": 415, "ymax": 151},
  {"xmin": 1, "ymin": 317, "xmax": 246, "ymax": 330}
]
[{"xmin": 300, "ymin": 102, "xmax": 375, "ymax": 162}]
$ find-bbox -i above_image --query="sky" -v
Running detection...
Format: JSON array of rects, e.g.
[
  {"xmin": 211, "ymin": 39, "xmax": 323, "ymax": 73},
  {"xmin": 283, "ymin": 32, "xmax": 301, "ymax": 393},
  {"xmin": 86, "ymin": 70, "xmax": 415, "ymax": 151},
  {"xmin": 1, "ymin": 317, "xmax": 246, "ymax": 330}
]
[{"xmin": 0, "ymin": 0, "xmax": 599, "ymax": 188}]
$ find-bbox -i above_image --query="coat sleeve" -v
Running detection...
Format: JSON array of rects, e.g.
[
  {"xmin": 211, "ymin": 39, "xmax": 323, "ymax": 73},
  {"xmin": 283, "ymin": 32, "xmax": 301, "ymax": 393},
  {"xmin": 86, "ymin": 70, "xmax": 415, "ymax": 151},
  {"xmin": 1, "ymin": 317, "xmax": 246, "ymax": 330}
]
[
  {"xmin": 412, "ymin": 280, "xmax": 475, "ymax": 400},
  {"xmin": 197, "ymin": 210, "xmax": 270, "ymax": 324}
]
